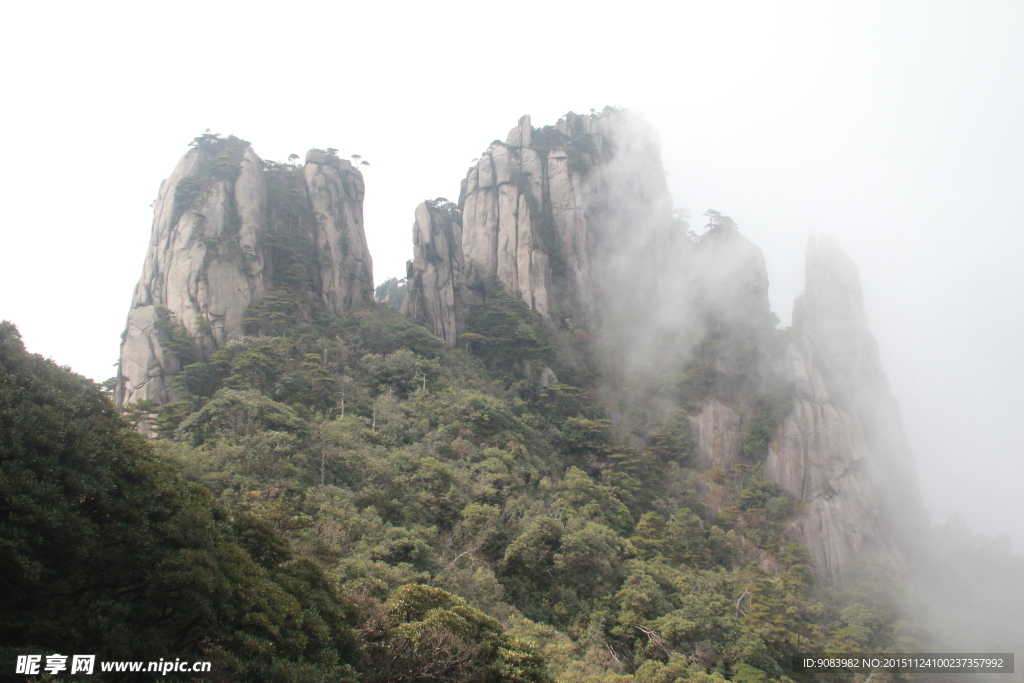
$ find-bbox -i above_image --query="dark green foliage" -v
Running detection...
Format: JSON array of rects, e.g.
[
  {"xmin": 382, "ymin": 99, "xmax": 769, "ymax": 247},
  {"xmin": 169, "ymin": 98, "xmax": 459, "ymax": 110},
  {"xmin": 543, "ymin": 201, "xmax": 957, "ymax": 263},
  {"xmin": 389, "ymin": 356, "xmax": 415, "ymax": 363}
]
[
  {"xmin": 559, "ymin": 417, "xmax": 613, "ymax": 457},
  {"xmin": 171, "ymin": 176, "xmax": 205, "ymax": 227},
  {"xmin": 739, "ymin": 391, "xmax": 793, "ymax": 459},
  {"xmin": 359, "ymin": 584, "xmax": 551, "ymax": 683},
  {"xmin": 718, "ymin": 467, "xmax": 798, "ymax": 550},
  {"xmin": 466, "ymin": 278, "xmax": 554, "ymax": 384},
  {"xmin": 425, "ymin": 196, "xmax": 462, "ymax": 224},
  {"xmin": 92, "ymin": 292, "xmax": 931, "ymax": 679},
  {"xmin": 649, "ymin": 410, "xmax": 696, "ymax": 464},
  {"xmin": 136, "ymin": 301, "xmax": 862, "ymax": 676},
  {"xmin": 154, "ymin": 305, "xmax": 199, "ymax": 366},
  {"xmin": 528, "ymin": 125, "xmax": 571, "ymax": 154},
  {"xmin": 175, "ymin": 389, "xmax": 308, "ymax": 445},
  {"xmin": 171, "ymin": 133, "xmax": 251, "ymax": 226},
  {"xmin": 36, "ymin": 282, "xmax": 929, "ymax": 682},
  {"xmin": 359, "ymin": 349, "xmax": 439, "ymax": 398},
  {"xmin": 631, "ymin": 509, "xmax": 738, "ymax": 569},
  {"xmin": 675, "ymin": 326, "xmax": 761, "ymax": 406},
  {"xmin": 0, "ymin": 321, "xmax": 358, "ymax": 681},
  {"xmin": 190, "ymin": 132, "xmax": 251, "ymax": 181},
  {"xmin": 344, "ymin": 306, "xmax": 445, "ymax": 359}
]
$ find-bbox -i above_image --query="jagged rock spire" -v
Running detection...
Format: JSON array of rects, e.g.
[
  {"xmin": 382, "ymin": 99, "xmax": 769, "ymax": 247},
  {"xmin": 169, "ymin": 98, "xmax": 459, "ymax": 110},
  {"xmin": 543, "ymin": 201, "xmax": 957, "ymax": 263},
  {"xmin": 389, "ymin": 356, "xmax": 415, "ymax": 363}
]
[{"xmin": 765, "ymin": 234, "xmax": 923, "ymax": 575}]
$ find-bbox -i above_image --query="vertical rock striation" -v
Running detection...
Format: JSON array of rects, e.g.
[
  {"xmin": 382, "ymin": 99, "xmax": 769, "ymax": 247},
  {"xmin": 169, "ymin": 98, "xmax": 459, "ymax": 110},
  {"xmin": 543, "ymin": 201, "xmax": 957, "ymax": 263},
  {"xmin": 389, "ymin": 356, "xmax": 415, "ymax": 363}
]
[
  {"xmin": 405, "ymin": 109, "xmax": 674, "ymax": 347},
  {"xmin": 401, "ymin": 201, "xmax": 467, "ymax": 347},
  {"xmin": 116, "ymin": 139, "xmax": 373, "ymax": 409},
  {"xmin": 304, "ymin": 150, "xmax": 374, "ymax": 316},
  {"xmin": 458, "ymin": 114, "xmax": 558, "ymax": 323}
]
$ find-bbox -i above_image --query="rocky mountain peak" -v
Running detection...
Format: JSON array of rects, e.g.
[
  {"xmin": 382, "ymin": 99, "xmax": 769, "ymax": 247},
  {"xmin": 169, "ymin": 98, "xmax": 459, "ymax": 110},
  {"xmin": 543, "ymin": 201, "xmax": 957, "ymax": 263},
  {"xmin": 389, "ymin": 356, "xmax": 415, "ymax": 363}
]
[
  {"xmin": 115, "ymin": 137, "xmax": 373, "ymax": 409},
  {"xmin": 405, "ymin": 108, "xmax": 674, "ymax": 347},
  {"xmin": 765, "ymin": 234, "xmax": 922, "ymax": 575}
]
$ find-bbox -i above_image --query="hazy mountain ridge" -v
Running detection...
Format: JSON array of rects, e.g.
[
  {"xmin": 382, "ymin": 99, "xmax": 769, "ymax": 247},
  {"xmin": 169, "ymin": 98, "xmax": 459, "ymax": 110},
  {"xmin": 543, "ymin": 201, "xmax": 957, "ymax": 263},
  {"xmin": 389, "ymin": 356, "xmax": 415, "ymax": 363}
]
[
  {"xmin": 399, "ymin": 110, "xmax": 919, "ymax": 580},
  {"xmin": 114, "ymin": 111, "xmax": 921, "ymax": 581}
]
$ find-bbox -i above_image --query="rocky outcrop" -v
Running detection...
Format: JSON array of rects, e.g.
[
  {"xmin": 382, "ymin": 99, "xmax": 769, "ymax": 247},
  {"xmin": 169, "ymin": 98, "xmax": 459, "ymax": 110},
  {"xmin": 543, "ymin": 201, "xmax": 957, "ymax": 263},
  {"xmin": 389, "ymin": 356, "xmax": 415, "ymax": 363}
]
[
  {"xmin": 304, "ymin": 152, "xmax": 374, "ymax": 316},
  {"xmin": 689, "ymin": 399, "xmax": 742, "ymax": 470},
  {"xmin": 675, "ymin": 231, "xmax": 918, "ymax": 576},
  {"xmin": 401, "ymin": 201, "xmax": 467, "ymax": 347},
  {"xmin": 117, "ymin": 141, "xmax": 268, "ymax": 407},
  {"xmin": 766, "ymin": 337, "xmax": 905, "ymax": 575},
  {"xmin": 408, "ymin": 109, "xmax": 674, "ymax": 347},
  {"xmin": 765, "ymin": 235, "xmax": 921, "ymax": 575},
  {"xmin": 403, "ymin": 112, "xmax": 920, "ymax": 578},
  {"xmin": 116, "ymin": 139, "xmax": 373, "ymax": 409},
  {"xmin": 459, "ymin": 114, "xmax": 556, "ymax": 322}
]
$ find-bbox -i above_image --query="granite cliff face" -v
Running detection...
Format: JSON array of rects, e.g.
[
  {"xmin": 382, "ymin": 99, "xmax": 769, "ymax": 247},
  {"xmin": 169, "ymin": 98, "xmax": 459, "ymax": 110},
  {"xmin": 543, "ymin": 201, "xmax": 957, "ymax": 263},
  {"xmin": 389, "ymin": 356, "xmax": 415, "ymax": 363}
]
[
  {"xmin": 399, "ymin": 113, "xmax": 922, "ymax": 576},
  {"xmin": 116, "ymin": 141, "xmax": 267, "ymax": 407},
  {"xmin": 115, "ymin": 138, "xmax": 373, "ymax": 408},
  {"xmin": 765, "ymin": 235, "xmax": 922, "ymax": 575},
  {"xmin": 405, "ymin": 110, "xmax": 674, "ymax": 347},
  {"xmin": 400, "ymin": 201, "xmax": 467, "ymax": 346},
  {"xmin": 679, "ymin": 233, "xmax": 919, "ymax": 575},
  {"xmin": 304, "ymin": 149, "xmax": 374, "ymax": 317}
]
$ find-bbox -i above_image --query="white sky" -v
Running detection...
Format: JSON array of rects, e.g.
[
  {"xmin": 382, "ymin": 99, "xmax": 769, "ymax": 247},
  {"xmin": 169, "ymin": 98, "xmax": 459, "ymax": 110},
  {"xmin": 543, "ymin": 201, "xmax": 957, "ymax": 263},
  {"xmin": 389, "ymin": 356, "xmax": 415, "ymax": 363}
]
[{"xmin": 2, "ymin": 1, "xmax": 1022, "ymax": 548}]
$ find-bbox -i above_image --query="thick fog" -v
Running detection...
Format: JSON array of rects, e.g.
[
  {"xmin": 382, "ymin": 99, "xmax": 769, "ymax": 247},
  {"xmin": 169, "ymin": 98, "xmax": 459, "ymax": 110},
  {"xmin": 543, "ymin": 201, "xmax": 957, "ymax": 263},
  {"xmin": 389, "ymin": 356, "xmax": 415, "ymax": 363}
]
[{"xmin": 1, "ymin": 0, "xmax": 1022, "ymax": 568}]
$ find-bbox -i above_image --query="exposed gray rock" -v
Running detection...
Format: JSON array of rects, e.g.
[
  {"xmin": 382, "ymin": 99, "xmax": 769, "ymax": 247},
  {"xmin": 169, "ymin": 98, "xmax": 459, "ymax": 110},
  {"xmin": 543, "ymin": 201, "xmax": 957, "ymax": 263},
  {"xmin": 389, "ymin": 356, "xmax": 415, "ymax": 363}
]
[
  {"xmin": 401, "ymin": 202, "xmax": 466, "ymax": 347},
  {"xmin": 117, "ymin": 144, "xmax": 269, "ymax": 408},
  {"xmin": 515, "ymin": 193, "xmax": 551, "ymax": 316},
  {"xmin": 765, "ymin": 337, "xmax": 904, "ymax": 575},
  {"xmin": 689, "ymin": 399, "xmax": 742, "ymax": 470},
  {"xmin": 491, "ymin": 145, "xmax": 512, "ymax": 185},
  {"xmin": 117, "ymin": 304, "xmax": 181, "ymax": 407},
  {"xmin": 462, "ymin": 159, "xmax": 499, "ymax": 283},
  {"xmin": 304, "ymin": 152, "xmax": 374, "ymax": 316},
  {"xmin": 116, "ymin": 140, "xmax": 374, "ymax": 411},
  {"xmin": 519, "ymin": 147, "xmax": 544, "ymax": 207},
  {"xmin": 764, "ymin": 234, "xmax": 922, "ymax": 576},
  {"xmin": 506, "ymin": 114, "xmax": 532, "ymax": 147},
  {"xmin": 452, "ymin": 109, "xmax": 673, "ymax": 328}
]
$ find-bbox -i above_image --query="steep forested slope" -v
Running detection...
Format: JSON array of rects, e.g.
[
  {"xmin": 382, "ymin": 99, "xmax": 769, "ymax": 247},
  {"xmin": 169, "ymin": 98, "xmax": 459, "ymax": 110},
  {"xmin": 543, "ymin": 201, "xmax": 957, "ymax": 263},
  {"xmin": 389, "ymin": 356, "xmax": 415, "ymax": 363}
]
[
  {"xmin": 121, "ymin": 286, "xmax": 926, "ymax": 682},
  {"xmin": 0, "ymin": 321, "xmax": 546, "ymax": 683}
]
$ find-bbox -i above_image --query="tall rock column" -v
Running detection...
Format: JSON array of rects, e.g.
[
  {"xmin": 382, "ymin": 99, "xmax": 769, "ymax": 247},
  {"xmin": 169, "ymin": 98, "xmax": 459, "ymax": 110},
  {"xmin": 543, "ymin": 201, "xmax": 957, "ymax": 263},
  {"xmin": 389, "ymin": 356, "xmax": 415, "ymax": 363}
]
[
  {"xmin": 116, "ymin": 139, "xmax": 268, "ymax": 407},
  {"xmin": 304, "ymin": 150, "xmax": 374, "ymax": 316},
  {"xmin": 400, "ymin": 202, "xmax": 467, "ymax": 347},
  {"xmin": 451, "ymin": 109, "xmax": 673, "ymax": 329},
  {"xmin": 460, "ymin": 118, "xmax": 553, "ymax": 320},
  {"xmin": 765, "ymin": 234, "xmax": 922, "ymax": 576}
]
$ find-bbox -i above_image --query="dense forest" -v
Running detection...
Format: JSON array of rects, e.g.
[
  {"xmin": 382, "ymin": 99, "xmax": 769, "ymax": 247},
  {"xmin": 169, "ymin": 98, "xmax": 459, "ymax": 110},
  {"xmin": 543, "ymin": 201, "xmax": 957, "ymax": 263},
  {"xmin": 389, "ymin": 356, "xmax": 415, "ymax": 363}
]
[
  {"xmin": 4, "ymin": 131, "xmax": 1023, "ymax": 683},
  {"xmin": 3, "ymin": 288, "xmax": 967, "ymax": 683}
]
